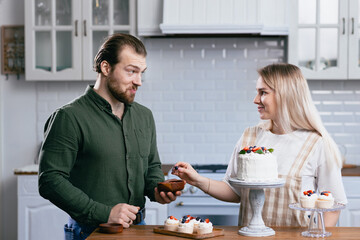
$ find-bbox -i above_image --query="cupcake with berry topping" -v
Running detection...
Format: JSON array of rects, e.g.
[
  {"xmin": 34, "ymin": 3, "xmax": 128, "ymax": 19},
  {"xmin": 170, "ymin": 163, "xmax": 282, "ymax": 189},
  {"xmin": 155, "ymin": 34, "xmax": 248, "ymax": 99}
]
[
  {"xmin": 316, "ymin": 191, "xmax": 334, "ymax": 209},
  {"xmin": 197, "ymin": 218, "xmax": 213, "ymax": 235},
  {"xmin": 164, "ymin": 216, "xmax": 179, "ymax": 231},
  {"xmin": 190, "ymin": 216, "xmax": 201, "ymax": 233},
  {"xmin": 300, "ymin": 190, "xmax": 318, "ymax": 208},
  {"xmin": 177, "ymin": 217, "xmax": 194, "ymax": 234}
]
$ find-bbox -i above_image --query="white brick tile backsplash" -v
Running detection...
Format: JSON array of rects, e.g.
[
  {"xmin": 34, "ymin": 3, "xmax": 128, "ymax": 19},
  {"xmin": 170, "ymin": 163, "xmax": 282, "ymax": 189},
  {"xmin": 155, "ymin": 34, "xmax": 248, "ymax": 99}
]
[
  {"xmin": 35, "ymin": 37, "xmax": 360, "ymax": 165},
  {"xmin": 205, "ymin": 112, "xmax": 226, "ymax": 122},
  {"xmin": 164, "ymin": 134, "xmax": 184, "ymax": 143},
  {"xmin": 247, "ymin": 49, "xmax": 268, "ymax": 59},
  {"xmin": 194, "ymin": 102, "xmax": 215, "ymax": 111},
  {"xmin": 184, "ymin": 134, "xmax": 204, "ymax": 143},
  {"xmin": 183, "ymin": 112, "xmax": 204, "ymax": 121},
  {"xmin": 194, "ymin": 123, "xmax": 214, "ymax": 132},
  {"xmin": 163, "ymin": 112, "xmax": 183, "ymax": 122},
  {"xmin": 173, "ymin": 102, "xmax": 194, "ymax": 111}
]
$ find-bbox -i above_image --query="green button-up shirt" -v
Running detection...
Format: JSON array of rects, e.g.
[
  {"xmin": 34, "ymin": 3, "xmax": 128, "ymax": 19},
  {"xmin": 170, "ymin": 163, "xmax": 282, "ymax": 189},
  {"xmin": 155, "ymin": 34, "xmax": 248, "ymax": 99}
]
[{"xmin": 38, "ymin": 86, "xmax": 164, "ymax": 226}]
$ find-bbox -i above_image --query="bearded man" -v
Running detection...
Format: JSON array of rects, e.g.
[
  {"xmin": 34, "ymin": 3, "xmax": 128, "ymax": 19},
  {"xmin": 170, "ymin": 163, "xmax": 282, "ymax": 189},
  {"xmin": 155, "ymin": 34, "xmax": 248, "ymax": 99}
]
[{"xmin": 38, "ymin": 33, "xmax": 181, "ymax": 240}]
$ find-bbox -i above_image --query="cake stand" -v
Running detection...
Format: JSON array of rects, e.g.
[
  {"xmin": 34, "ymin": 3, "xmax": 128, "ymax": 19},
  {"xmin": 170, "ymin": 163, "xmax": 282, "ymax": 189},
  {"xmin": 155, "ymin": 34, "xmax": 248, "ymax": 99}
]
[
  {"xmin": 289, "ymin": 203, "xmax": 345, "ymax": 238},
  {"xmin": 229, "ymin": 178, "xmax": 285, "ymax": 237}
]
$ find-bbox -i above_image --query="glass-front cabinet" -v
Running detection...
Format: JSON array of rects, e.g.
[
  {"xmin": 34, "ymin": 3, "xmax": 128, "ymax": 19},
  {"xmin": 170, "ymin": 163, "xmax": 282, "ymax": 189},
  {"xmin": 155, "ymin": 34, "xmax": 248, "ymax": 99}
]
[
  {"xmin": 25, "ymin": 0, "xmax": 136, "ymax": 81},
  {"xmin": 349, "ymin": 0, "xmax": 360, "ymax": 79},
  {"xmin": 289, "ymin": 0, "xmax": 360, "ymax": 80}
]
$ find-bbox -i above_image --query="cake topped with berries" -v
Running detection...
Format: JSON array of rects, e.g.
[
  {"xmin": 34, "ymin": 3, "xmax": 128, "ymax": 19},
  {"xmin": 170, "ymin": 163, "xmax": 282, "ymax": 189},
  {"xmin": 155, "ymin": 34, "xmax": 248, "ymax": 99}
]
[
  {"xmin": 300, "ymin": 190, "xmax": 318, "ymax": 208},
  {"xmin": 162, "ymin": 215, "xmax": 213, "ymax": 235},
  {"xmin": 316, "ymin": 191, "xmax": 334, "ymax": 209},
  {"xmin": 237, "ymin": 146, "xmax": 278, "ymax": 181},
  {"xmin": 164, "ymin": 216, "xmax": 179, "ymax": 231},
  {"xmin": 198, "ymin": 218, "xmax": 213, "ymax": 235},
  {"xmin": 300, "ymin": 190, "xmax": 335, "ymax": 209},
  {"xmin": 177, "ymin": 215, "xmax": 196, "ymax": 234}
]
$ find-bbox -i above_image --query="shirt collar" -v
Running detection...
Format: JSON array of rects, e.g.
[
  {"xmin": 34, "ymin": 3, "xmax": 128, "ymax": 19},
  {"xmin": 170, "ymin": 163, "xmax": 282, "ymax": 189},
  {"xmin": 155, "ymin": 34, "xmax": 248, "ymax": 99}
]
[{"xmin": 85, "ymin": 85, "xmax": 133, "ymax": 112}]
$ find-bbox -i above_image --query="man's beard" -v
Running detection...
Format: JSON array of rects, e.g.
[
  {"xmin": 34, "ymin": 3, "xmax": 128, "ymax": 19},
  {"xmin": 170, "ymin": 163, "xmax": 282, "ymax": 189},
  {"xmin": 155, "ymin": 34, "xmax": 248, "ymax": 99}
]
[{"xmin": 106, "ymin": 75, "xmax": 137, "ymax": 104}]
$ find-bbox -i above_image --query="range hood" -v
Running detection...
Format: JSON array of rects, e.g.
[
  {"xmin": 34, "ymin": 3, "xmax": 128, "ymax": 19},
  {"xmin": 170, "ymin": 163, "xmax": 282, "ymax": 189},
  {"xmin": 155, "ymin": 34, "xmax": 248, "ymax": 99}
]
[{"xmin": 159, "ymin": 0, "xmax": 289, "ymax": 35}]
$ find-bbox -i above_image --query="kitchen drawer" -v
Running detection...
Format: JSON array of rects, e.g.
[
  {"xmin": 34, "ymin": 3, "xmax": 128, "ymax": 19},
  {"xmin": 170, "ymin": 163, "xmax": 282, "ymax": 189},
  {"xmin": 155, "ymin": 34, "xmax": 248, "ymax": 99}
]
[
  {"xmin": 342, "ymin": 176, "xmax": 360, "ymax": 197},
  {"xmin": 17, "ymin": 175, "xmax": 39, "ymax": 196}
]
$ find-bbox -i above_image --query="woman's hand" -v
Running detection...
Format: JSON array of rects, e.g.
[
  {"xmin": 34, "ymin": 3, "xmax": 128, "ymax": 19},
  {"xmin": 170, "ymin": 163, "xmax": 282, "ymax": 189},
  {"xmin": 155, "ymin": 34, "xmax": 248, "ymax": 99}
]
[{"xmin": 171, "ymin": 162, "xmax": 201, "ymax": 187}]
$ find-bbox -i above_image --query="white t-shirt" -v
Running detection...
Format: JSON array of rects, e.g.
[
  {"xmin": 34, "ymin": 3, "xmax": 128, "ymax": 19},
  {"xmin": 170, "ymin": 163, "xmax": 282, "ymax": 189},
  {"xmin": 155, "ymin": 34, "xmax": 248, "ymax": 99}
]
[{"xmin": 224, "ymin": 128, "xmax": 348, "ymax": 205}]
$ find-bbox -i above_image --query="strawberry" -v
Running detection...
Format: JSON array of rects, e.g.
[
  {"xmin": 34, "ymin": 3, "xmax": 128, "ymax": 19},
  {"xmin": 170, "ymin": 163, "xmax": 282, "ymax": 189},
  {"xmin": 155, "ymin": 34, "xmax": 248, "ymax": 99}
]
[
  {"xmin": 253, "ymin": 147, "xmax": 261, "ymax": 152},
  {"xmin": 205, "ymin": 219, "xmax": 210, "ymax": 223}
]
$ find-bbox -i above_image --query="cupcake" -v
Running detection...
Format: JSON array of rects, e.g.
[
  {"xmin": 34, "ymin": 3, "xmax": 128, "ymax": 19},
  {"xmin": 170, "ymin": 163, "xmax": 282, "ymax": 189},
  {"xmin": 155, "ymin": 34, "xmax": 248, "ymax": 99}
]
[
  {"xmin": 190, "ymin": 216, "xmax": 201, "ymax": 233},
  {"xmin": 316, "ymin": 191, "xmax": 334, "ymax": 209},
  {"xmin": 197, "ymin": 218, "xmax": 213, "ymax": 235},
  {"xmin": 164, "ymin": 216, "xmax": 179, "ymax": 231},
  {"xmin": 177, "ymin": 217, "xmax": 194, "ymax": 234},
  {"xmin": 300, "ymin": 190, "xmax": 318, "ymax": 208}
]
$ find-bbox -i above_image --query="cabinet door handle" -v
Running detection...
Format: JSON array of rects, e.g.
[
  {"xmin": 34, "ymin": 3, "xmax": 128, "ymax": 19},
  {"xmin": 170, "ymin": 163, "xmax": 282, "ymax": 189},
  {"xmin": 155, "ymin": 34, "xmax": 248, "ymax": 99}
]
[
  {"xmin": 342, "ymin": 18, "xmax": 345, "ymax": 35},
  {"xmin": 352, "ymin": 17, "xmax": 355, "ymax": 35},
  {"xmin": 74, "ymin": 20, "xmax": 78, "ymax": 37},
  {"xmin": 83, "ymin": 20, "xmax": 87, "ymax": 37},
  {"xmin": 176, "ymin": 201, "xmax": 184, "ymax": 207}
]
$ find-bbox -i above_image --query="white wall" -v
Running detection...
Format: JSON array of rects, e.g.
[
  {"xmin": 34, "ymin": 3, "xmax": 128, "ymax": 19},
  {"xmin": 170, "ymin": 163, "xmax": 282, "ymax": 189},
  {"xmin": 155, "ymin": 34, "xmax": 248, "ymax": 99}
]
[
  {"xmin": 1, "ymin": 1, "xmax": 360, "ymax": 240},
  {"xmin": 0, "ymin": 1, "xmax": 34, "ymax": 240}
]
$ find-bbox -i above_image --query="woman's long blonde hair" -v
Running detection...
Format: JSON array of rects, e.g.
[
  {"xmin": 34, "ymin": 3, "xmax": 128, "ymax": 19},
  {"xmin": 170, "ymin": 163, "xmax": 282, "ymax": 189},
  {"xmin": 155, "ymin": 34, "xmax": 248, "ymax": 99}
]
[{"xmin": 257, "ymin": 63, "xmax": 342, "ymax": 167}]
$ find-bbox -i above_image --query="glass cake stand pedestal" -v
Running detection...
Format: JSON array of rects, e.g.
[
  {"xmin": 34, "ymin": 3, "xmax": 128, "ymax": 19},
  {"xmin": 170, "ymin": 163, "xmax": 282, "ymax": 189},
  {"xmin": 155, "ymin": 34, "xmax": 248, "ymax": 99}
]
[
  {"xmin": 289, "ymin": 203, "xmax": 346, "ymax": 238},
  {"xmin": 229, "ymin": 178, "xmax": 285, "ymax": 237}
]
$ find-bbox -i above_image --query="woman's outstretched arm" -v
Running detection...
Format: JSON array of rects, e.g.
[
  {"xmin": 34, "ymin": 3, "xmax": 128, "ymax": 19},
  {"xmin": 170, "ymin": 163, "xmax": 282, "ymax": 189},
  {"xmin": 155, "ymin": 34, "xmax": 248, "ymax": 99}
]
[{"xmin": 172, "ymin": 162, "xmax": 240, "ymax": 203}]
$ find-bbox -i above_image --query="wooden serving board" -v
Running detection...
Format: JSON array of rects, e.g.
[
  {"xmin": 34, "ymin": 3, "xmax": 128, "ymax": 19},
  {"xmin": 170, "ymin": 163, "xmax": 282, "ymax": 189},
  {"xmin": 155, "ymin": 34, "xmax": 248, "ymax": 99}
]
[{"xmin": 153, "ymin": 227, "xmax": 224, "ymax": 239}]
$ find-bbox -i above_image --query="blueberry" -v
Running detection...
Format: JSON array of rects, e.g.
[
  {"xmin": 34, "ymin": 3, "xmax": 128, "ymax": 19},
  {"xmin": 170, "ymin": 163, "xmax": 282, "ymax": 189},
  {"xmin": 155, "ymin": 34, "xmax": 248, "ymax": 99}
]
[
  {"xmin": 261, "ymin": 147, "xmax": 264, "ymax": 150},
  {"xmin": 247, "ymin": 150, "xmax": 251, "ymax": 153},
  {"xmin": 174, "ymin": 166, "xmax": 179, "ymax": 170},
  {"xmin": 196, "ymin": 216, "xmax": 201, "ymax": 221},
  {"xmin": 200, "ymin": 219, "xmax": 204, "ymax": 222}
]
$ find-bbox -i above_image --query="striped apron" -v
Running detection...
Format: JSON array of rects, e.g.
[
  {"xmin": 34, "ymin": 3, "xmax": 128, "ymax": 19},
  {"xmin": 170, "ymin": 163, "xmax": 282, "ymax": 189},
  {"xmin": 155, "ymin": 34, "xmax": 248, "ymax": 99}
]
[{"xmin": 238, "ymin": 126, "xmax": 320, "ymax": 227}]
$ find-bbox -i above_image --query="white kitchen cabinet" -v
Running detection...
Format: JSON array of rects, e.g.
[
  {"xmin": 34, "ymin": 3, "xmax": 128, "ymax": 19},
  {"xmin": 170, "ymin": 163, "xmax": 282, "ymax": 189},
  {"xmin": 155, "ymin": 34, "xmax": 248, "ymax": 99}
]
[
  {"xmin": 17, "ymin": 173, "xmax": 167, "ymax": 240},
  {"xmin": 288, "ymin": 0, "xmax": 360, "ymax": 80},
  {"xmin": 137, "ymin": 0, "xmax": 163, "ymax": 36},
  {"xmin": 17, "ymin": 175, "xmax": 69, "ymax": 240},
  {"xmin": 25, "ymin": 0, "xmax": 136, "ymax": 81},
  {"xmin": 145, "ymin": 197, "xmax": 168, "ymax": 225},
  {"xmin": 338, "ymin": 176, "xmax": 360, "ymax": 227}
]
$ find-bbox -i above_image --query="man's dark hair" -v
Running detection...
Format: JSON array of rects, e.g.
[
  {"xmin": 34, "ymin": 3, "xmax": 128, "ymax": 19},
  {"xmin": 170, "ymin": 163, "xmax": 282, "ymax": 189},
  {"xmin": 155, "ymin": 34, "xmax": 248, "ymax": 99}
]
[{"xmin": 93, "ymin": 33, "xmax": 147, "ymax": 73}]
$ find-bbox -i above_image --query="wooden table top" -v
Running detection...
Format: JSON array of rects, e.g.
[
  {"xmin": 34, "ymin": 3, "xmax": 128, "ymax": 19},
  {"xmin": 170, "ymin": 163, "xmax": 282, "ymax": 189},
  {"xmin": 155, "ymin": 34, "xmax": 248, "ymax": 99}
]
[{"xmin": 87, "ymin": 225, "xmax": 360, "ymax": 239}]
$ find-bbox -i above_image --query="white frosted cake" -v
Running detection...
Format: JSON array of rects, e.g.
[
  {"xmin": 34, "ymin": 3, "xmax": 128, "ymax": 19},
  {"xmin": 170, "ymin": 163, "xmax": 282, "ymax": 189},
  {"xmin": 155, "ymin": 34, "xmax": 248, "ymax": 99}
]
[{"xmin": 237, "ymin": 146, "xmax": 278, "ymax": 181}]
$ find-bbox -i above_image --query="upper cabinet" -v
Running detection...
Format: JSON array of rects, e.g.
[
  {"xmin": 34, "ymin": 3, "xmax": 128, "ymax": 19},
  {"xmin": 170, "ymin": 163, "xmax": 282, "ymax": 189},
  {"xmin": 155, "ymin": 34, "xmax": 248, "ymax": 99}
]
[
  {"xmin": 25, "ymin": 0, "xmax": 136, "ymax": 81},
  {"xmin": 138, "ymin": 0, "xmax": 290, "ymax": 36},
  {"xmin": 288, "ymin": 0, "xmax": 360, "ymax": 80},
  {"xmin": 137, "ymin": 0, "xmax": 163, "ymax": 36}
]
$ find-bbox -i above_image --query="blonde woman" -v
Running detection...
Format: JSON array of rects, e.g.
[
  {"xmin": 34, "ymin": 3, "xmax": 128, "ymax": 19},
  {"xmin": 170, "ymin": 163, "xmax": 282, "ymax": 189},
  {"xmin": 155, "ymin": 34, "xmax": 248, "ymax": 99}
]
[{"xmin": 172, "ymin": 63, "xmax": 347, "ymax": 227}]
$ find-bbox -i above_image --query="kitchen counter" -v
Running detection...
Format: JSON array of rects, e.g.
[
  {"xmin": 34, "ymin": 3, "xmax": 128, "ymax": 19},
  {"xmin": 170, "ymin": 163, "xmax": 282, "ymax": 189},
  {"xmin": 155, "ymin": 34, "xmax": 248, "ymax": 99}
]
[
  {"xmin": 13, "ymin": 164, "xmax": 360, "ymax": 176},
  {"xmin": 341, "ymin": 165, "xmax": 360, "ymax": 176},
  {"xmin": 87, "ymin": 225, "xmax": 360, "ymax": 239}
]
